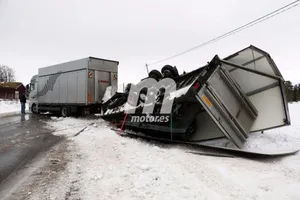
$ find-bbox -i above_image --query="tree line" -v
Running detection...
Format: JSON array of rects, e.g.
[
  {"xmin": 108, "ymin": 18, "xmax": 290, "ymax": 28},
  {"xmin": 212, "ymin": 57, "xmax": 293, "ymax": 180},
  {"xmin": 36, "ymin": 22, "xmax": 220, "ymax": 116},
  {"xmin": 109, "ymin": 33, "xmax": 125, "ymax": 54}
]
[
  {"xmin": 0, "ymin": 65, "xmax": 15, "ymax": 82},
  {"xmin": 284, "ymin": 81, "xmax": 300, "ymax": 103}
]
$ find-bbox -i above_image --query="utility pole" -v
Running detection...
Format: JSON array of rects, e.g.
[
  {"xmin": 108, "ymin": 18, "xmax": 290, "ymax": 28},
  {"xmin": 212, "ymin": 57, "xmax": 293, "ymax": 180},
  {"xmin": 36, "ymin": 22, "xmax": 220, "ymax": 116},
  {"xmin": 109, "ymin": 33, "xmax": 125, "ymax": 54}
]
[{"xmin": 145, "ymin": 64, "xmax": 149, "ymax": 75}]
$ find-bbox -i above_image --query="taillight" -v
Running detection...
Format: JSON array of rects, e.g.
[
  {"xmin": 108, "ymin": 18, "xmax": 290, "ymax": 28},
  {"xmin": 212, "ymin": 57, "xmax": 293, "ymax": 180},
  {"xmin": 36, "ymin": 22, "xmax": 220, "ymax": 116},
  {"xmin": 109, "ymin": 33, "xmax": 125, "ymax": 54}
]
[{"xmin": 193, "ymin": 82, "xmax": 200, "ymax": 89}]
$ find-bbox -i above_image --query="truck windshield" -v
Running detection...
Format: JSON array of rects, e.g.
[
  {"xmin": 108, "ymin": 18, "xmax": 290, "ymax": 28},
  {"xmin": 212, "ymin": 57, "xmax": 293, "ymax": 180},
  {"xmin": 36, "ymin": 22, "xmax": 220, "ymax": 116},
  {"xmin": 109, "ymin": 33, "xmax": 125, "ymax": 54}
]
[{"xmin": 30, "ymin": 83, "xmax": 35, "ymax": 91}]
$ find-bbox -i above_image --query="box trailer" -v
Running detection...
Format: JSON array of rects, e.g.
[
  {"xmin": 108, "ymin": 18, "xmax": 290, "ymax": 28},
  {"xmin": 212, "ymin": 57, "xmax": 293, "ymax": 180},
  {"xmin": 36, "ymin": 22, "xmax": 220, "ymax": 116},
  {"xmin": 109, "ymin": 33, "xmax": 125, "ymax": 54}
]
[
  {"xmin": 101, "ymin": 45, "xmax": 290, "ymax": 149},
  {"xmin": 28, "ymin": 57, "xmax": 119, "ymax": 116}
]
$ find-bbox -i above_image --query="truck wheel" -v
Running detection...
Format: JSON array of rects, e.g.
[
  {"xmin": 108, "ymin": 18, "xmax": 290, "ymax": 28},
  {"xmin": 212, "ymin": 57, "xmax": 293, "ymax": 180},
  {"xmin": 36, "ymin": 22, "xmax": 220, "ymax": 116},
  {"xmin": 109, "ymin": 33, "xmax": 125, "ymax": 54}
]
[
  {"xmin": 161, "ymin": 65, "xmax": 178, "ymax": 78},
  {"xmin": 61, "ymin": 106, "xmax": 69, "ymax": 117},
  {"xmin": 31, "ymin": 104, "xmax": 39, "ymax": 114},
  {"xmin": 149, "ymin": 70, "xmax": 162, "ymax": 81}
]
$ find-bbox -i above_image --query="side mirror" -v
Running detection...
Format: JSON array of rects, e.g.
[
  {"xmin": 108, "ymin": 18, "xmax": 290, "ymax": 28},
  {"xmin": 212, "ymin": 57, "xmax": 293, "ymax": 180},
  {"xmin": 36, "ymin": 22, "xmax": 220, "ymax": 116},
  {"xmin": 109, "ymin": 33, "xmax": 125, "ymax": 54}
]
[{"xmin": 26, "ymin": 84, "xmax": 30, "ymax": 93}]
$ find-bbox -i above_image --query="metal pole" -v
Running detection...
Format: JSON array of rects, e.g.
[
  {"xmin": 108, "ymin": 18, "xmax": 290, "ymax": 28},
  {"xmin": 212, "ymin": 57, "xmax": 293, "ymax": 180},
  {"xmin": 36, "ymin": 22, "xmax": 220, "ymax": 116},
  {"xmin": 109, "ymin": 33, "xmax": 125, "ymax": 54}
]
[{"xmin": 145, "ymin": 64, "xmax": 149, "ymax": 75}]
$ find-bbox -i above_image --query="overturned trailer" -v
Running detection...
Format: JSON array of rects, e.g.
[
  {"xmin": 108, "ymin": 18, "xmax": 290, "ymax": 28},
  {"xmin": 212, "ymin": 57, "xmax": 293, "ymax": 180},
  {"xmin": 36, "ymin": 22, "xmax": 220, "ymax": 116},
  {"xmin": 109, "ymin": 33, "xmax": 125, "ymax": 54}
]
[{"xmin": 101, "ymin": 45, "xmax": 291, "ymax": 150}]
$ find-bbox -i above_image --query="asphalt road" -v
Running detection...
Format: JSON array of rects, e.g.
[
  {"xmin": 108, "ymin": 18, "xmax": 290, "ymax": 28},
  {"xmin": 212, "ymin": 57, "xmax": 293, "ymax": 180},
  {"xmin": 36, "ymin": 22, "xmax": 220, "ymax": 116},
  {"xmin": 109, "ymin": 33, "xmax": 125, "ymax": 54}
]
[{"xmin": 0, "ymin": 114, "xmax": 60, "ymax": 185}]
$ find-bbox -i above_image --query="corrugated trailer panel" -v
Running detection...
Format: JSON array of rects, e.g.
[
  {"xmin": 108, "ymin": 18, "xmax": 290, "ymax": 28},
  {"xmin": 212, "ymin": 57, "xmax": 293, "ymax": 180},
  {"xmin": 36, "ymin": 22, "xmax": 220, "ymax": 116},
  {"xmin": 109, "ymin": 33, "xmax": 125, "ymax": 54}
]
[
  {"xmin": 67, "ymin": 71, "xmax": 78, "ymax": 103},
  {"xmin": 37, "ymin": 76, "xmax": 47, "ymax": 103},
  {"xmin": 38, "ymin": 69, "xmax": 87, "ymax": 105},
  {"xmin": 77, "ymin": 70, "xmax": 87, "ymax": 104},
  {"xmin": 59, "ymin": 73, "xmax": 68, "ymax": 103},
  {"xmin": 52, "ymin": 76, "xmax": 59, "ymax": 103}
]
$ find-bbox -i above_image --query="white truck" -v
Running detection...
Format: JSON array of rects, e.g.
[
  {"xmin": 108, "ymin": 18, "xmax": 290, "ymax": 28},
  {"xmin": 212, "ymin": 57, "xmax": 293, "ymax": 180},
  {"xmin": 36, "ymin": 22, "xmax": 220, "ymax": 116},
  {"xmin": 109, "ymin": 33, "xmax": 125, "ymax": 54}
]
[{"xmin": 28, "ymin": 57, "xmax": 119, "ymax": 117}]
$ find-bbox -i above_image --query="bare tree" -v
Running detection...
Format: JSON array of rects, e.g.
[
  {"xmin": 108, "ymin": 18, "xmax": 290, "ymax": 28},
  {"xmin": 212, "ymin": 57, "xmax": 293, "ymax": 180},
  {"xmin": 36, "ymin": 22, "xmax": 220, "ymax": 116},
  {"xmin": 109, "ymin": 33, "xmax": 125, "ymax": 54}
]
[{"xmin": 0, "ymin": 65, "xmax": 16, "ymax": 82}]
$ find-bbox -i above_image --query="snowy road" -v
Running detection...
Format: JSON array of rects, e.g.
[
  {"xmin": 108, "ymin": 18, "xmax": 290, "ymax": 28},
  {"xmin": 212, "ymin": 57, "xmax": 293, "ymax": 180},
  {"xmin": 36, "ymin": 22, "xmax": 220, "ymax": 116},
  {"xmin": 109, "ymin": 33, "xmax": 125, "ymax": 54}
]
[
  {"xmin": 2, "ymin": 103, "xmax": 300, "ymax": 200},
  {"xmin": 0, "ymin": 114, "xmax": 61, "ymax": 194}
]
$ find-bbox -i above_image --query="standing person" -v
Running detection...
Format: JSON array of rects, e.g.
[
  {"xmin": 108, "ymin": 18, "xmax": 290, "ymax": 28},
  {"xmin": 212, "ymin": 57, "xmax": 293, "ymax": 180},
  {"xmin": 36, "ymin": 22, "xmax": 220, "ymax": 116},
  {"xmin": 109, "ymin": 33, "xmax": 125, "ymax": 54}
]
[{"xmin": 19, "ymin": 92, "xmax": 26, "ymax": 114}]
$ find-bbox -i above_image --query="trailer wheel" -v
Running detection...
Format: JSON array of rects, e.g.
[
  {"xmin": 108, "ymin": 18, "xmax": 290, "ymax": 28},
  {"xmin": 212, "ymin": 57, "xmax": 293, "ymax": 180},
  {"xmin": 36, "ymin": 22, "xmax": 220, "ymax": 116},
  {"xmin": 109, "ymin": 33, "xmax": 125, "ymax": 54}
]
[
  {"xmin": 61, "ymin": 106, "xmax": 69, "ymax": 117},
  {"xmin": 149, "ymin": 70, "xmax": 162, "ymax": 81},
  {"xmin": 161, "ymin": 65, "xmax": 178, "ymax": 78}
]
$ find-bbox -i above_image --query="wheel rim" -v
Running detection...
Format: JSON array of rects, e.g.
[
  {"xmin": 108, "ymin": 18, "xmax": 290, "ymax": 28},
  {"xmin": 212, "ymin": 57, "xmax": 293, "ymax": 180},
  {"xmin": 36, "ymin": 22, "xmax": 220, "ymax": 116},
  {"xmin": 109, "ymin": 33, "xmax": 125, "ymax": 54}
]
[
  {"xmin": 32, "ymin": 105, "xmax": 37, "ymax": 113},
  {"xmin": 62, "ymin": 107, "xmax": 68, "ymax": 116}
]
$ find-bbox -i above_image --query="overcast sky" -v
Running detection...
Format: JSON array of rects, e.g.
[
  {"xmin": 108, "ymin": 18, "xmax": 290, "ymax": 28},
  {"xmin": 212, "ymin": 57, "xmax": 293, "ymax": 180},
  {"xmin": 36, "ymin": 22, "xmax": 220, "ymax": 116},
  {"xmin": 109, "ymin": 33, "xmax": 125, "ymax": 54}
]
[{"xmin": 0, "ymin": 0, "xmax": 299, "ymax": 86}]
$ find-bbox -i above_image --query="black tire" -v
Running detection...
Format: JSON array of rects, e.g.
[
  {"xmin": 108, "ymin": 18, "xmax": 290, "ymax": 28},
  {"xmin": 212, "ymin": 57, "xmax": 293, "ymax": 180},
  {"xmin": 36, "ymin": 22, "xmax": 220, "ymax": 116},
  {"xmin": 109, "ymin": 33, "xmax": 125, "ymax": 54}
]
[
  {"xmin": 173, "ymin": 66, "xmax": 179, "ymax": 76},
  {"xmin": 149, "ymin": 70, "xmax": 162, "ymax": 81},
  {"xmin": 161, "ymin": 65, "xmax": 178, "ymax": 78},
  {"xmin": 61, "ymin": 106, "xmax": 69, "ymax": 117},
  {"xmin": 31, "ymin": 104, "xmax": 39, "ymax": 114}
]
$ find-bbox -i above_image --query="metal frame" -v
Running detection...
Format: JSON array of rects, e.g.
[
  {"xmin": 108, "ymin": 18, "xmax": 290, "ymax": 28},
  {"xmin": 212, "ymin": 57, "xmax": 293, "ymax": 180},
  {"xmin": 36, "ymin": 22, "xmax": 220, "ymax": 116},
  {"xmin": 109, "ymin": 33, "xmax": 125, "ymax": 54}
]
[
  {"xmin": 250, "ymin": 45, "xmax": 283, "ymax": 78},
  {"xmin": 196, "ymin": 86, "xmax": 247, "ymax": 148},
  {"xmin": 224, "ymin": 45, "xmax": 283, "ymax": 78},
  {"xmin": 219, "ymin": 66, "xmax": 258, "ymax": 117},
  {"xmin": 242, "ymin": 55, "xmax": 265, "ymax": 67},
  {"xmin": 221, "ymin": 60, "xmax": 282, "ymax": 80},
  {"xmin": 220, "ymin": 59, "xmax": 291, "ymax": 132},
  {"xmin": 229, "ymin": 55, "xmax": 266, "ymax": 73},
  {"xmin": 246, "ymin": 82, "xmax": 279, "ymax": 96}
]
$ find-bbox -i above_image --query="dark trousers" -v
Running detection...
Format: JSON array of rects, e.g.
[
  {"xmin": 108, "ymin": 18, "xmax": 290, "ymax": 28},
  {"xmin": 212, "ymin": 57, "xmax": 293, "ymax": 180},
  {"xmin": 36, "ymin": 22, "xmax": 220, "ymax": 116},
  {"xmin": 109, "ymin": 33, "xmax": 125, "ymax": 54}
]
[{"xmin": 21, "ymin": 102, "xmax": 26, "ymax": 114}]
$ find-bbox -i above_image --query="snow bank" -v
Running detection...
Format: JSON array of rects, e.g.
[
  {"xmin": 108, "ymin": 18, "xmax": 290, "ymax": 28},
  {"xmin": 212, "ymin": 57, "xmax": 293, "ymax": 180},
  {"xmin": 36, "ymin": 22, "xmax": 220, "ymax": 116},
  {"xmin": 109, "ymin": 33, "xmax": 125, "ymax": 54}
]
[
  {"xmin": 44, "ymin": 117, "xmax": 99, "ymax": 137},
  {"xmin": 169, "ymin": 85, "xmax": 191, "ymax": 100},
  {"xmin": 0, "ymin": 99, "xmax": 29, "ymax": 116},
  {"xmin": 27, "ymin": 103, "xmax": 300, "ymax": 200}
]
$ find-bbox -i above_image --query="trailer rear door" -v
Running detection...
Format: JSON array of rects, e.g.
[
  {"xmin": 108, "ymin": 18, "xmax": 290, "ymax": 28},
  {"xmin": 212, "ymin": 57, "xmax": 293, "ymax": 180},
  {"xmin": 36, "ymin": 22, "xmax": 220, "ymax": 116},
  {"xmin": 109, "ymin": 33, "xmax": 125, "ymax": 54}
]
[
  {"xmin": 223, "ymin": 46, "xmax": 290, "ymax": 132},
  {"xmin": 195, "ymin": 65, "xmax": 258, "ymax": 148}
]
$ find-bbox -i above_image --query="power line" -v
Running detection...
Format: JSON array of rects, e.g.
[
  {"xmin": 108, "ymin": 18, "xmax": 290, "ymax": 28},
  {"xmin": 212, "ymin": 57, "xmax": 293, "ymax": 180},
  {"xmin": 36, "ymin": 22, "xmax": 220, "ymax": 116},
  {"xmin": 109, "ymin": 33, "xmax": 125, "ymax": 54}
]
[{"xmin": 148, "ymin": 0, "xmax": 300, "ymax": 66}]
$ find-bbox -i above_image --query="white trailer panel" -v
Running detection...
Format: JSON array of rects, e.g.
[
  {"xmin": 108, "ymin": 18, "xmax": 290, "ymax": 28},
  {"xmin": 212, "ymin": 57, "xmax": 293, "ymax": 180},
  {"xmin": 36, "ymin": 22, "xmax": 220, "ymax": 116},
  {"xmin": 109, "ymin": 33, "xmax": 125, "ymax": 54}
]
[
  {"xmin": 224, "ymin": 45, "xmax": 283, "ymax": 77},
  {"xmin": 221, "ymin": 59, "xmax": 290, "ymax": 132},
  {"xmin": 38, "ymin": 58, "xmax": 88, "ymax": 77},
  {"xmin": 36, "ymin": 57, "xmax": 118, "ymax": 106}
]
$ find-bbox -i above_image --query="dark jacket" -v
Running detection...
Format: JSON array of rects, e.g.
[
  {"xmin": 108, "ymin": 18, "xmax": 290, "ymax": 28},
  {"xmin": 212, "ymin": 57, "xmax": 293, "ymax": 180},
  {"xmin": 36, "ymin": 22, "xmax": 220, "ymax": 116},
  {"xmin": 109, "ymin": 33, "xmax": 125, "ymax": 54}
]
[{"xmin": 19, "ymin": 94, "xmax": 27, "ymax": 103}]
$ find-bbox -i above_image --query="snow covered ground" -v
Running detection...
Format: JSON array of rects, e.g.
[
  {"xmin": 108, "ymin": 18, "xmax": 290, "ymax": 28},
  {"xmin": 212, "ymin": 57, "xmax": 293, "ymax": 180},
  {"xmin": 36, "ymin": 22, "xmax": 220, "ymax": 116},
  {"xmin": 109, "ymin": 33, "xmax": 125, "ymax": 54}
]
[
  {"xmin": 0, "ymin": 99, "xmax": 29, "ymax": 116},
  {"xmin": 6, "ymin": 103, "xmax": 300, "ymax": 200}
]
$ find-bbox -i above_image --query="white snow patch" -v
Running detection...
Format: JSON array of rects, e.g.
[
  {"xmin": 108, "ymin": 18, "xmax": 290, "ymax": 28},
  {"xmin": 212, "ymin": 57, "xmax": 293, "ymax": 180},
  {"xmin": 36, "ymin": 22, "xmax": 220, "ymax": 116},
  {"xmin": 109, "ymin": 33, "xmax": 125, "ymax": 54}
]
[
  {"xmin": 102, "ymin": 86, "xmax": 113, "ymax": 103},
  {"xmin": 0, "ymin": 99, "xmax": 29, "ymax": 115},
  {"xmin": 104, "ymin": 102, "xmax": 139, "ymax": 115},
  {"xmin": 169, "ymin": 85, "xmax": 191, "ymax": 100},
  {"xmin": 45, "ymin": 117, "xmax": 101, "ymax": 137}
]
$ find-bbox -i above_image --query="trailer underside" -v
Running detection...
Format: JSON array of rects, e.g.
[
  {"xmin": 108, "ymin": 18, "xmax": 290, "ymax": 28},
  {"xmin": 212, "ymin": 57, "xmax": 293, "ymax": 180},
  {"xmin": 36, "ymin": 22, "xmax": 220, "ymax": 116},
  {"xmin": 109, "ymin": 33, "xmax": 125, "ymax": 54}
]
[{"xmin": 100, "ymin": 45, "xmax": 291, "ymax": 150}]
